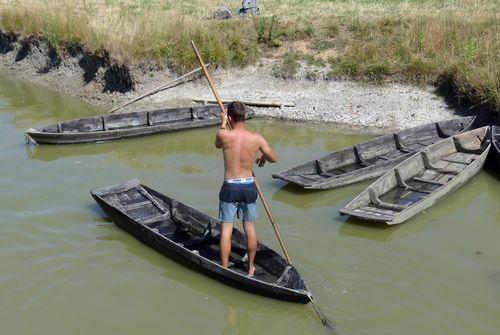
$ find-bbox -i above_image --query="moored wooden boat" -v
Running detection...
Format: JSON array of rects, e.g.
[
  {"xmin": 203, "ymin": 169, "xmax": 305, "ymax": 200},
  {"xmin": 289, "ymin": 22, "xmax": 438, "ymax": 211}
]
[
  {"xmin": 91, "ymin": 179, "xmax": 311, "ymax": 303},
  {"xmin": 272, "ymin": 116, "xmax": 476, "ymax": 189},
  {"xmin": 492, "ymin": 125, "xmax": 500, "ymax": 168},
  {"xmin": 25, "ymin": 105, "xmax": 253, "ymax": 145},
  {"xmin": 339, "ymin": 126, "xmax": 490, "ymax": 225}
]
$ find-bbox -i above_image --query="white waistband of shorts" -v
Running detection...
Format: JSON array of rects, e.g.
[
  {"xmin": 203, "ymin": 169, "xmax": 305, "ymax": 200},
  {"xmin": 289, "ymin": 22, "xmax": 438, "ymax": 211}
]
[{"xmin": 225, "ymin": 177, "xmax": 254, "ymax": 184}]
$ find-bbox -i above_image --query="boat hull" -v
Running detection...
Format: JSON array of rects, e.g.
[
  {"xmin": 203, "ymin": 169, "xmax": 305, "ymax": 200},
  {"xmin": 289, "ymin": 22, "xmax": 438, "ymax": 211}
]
[
  {"xmin": 91, "ymin": 181, "xmax": 310, "ymax": 303},
  {"xmin": 273, "ymin": 116, "xmax": 477, "ymax": 189},
  {"xmin": 340, "ymin": 127, "xmax": 491, "ymax": 224},
  {"xmin": 26, "ymin": 105, "xmax": 253, "ymax": 145}
]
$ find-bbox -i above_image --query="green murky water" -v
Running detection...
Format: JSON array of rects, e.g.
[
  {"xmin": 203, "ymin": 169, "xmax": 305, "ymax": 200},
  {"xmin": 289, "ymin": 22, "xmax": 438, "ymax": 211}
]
[{"xmin": 1, "ymin": 75, "xmax": 499, "ymax": 335}]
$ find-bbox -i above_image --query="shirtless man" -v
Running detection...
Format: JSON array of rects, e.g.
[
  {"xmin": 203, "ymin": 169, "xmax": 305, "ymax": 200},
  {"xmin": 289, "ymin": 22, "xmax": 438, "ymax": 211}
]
[{"xmin": 215, "ymin": 101, "xmax": 277, "ymax": 277}]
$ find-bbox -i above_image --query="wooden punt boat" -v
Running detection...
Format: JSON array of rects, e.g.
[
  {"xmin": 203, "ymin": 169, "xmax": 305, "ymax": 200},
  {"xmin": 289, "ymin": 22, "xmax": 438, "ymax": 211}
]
[
  {"xmin": 492, "ymin": 125, "xmax": 500, "ymax": 168},
  {"xmin": 25, "ymin": 105, "xmax": 253, "ymax": 145},
  {"xmin": 91, "ymin": 179, "xmax": 311, "ymax": 303},
  {"xmin": 272, "ymin": 116, "xmax": 476, "ymax": 189},
  {"xmin": 339, "ymin": 126, "xmax": 491, "ymax": 225}
]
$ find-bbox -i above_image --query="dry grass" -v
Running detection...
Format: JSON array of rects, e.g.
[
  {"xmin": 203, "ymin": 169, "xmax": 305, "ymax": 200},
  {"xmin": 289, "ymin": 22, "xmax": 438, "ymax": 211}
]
[{"xmin": 0, "ymin": 0, "xmax": 499, "ymax": 111}]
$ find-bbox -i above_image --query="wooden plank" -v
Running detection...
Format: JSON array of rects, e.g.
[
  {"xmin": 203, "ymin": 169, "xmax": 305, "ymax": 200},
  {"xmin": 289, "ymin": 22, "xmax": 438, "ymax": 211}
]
[
  {"xmin": 358, "ymin": 206, "xmax": 397, "ymax": 216},
  {"xmin": 193, "ymin": 98, "xmax": 295, "ymax": 108},
  {"xmin": 150, "ymin": 108, "xmax": 191, "ymax": 124},
  {"xmin": 104, "ymin": 112, "xmax": 148, "ymax": 130},
  {"xmin": 121, "ymin": 200, "xmax": 151, "ymax": 211},
  {"xmin": 412, "ymin": 176, "xmax": 445, "ymax": 186},
  {"xmin": 60, "ymin": 116, "xmax": 102, "ymax": 133},
  {"xmin": 140, "ymin": 213, "xmax": 173, "ymax": 225}
]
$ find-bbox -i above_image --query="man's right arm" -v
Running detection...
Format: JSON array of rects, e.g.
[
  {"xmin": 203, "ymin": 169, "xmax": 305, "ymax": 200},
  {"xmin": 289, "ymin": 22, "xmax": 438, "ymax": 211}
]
[{"xmin": 215, "ymin": 130, "xmax": 224, "ymax": 149}]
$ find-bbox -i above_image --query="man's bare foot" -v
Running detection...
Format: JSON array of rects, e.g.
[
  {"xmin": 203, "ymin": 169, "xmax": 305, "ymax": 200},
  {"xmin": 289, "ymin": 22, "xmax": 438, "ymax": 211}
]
[{"xmin": 247, "ymin": 266, "xmax": 255, "ymax": 277}]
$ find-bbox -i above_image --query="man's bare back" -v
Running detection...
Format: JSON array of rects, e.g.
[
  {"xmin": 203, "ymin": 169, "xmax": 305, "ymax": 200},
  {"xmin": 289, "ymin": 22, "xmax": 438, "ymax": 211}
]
[{"xmin": 215, "ymin": 127, "xmax": 276, "ymax": 180}]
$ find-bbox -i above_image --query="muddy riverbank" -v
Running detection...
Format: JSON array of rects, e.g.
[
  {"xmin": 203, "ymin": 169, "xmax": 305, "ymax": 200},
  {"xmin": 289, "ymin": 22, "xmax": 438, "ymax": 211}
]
[{"xmin": 0, "ymin": 32, "xmax": 473, "ymax": 134}]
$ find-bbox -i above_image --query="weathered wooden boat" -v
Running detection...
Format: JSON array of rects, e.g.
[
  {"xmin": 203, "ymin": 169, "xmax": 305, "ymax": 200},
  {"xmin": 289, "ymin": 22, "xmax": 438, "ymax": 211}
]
[
  {"xmin": 91, "ymin": 179, "xmax": 311, "ymax": 303},
  {"xmin": 492, "ymin": 125, "xmax": 500, "ymax": 168},
  {"xmin": 25, "ymin": 105, "xmax": 253, "ymax": 144},
  {"xmin": 272, "ymin": 116, "xmax": 476, "ymax": 189},
  {"xmin": 339, "ymin": 126, "xmax": 490, "ymax": 225}
]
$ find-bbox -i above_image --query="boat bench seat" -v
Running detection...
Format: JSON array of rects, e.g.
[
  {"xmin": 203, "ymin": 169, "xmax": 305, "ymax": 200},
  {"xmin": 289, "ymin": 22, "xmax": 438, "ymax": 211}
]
[
  {"xmin": 369, "ymin": 189, "xmax": 408, "ymax": 212},
  {"xmin": 377, "ymin": 150, "xmax": 406, "ymax": 161},
  {"xmin": 168, "ymin": 208, "xmax": 214, "ymax": 248},
  {"xmin": 152, "ymin": 222, "xmax": 213, "ymax": 249}
]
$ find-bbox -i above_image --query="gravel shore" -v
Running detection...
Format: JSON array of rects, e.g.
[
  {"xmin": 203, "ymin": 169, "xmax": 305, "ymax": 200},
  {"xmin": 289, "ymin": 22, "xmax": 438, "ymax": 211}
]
[
  {"xmin": 142, "ymin": 66, "xmax": 463, "ymax": 134},
  {"xmin": 0, "ymin": 36, "xmax": 465, "ymax": 134}
]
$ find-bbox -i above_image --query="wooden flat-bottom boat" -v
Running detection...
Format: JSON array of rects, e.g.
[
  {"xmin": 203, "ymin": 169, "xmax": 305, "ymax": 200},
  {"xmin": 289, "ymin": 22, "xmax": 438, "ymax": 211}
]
[
  {"xmin": 339, "ymin": 126, "xmax": 490, "ymax": 224},
  {"xmin": 26, "ymin": 105, "xmax": 253, "ymax": 145},
  {"xmin": 272, "ymin": 116, "xmax": 476, "ymax": 189},
  {"xmin": 492, "ymin": 125, "xmax": 500, "ymax": 168},
  {"xmin": 91, "ymin": 179, "xmax": 311, "ymax": 303}
]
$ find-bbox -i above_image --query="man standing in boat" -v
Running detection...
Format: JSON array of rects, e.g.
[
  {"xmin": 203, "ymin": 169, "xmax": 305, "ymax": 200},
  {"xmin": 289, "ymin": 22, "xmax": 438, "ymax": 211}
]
[{"xmin": 215, "ymin": 101, "xmax": 277, "ymax": 277}]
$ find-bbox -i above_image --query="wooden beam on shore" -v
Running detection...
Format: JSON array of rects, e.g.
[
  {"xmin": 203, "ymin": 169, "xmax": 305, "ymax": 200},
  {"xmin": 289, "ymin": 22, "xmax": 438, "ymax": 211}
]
[
  {"xmin": 108, "ymin": 65, "xmax": 209, "ymax": 114},
  {"xmin": 192, "ymin": 98, "xmax": 295, "ymax": 108}
]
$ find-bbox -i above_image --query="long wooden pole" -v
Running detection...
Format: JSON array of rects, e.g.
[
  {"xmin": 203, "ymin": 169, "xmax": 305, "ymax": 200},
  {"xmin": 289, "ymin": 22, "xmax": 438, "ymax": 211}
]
[
  {"xmin": 191, "ymin": 41, "xmax": 335, "ymax": 333},
  {"xmin": 108, "ymin": 65, "xmax": 209, "ymax": 114},
  {"xmin": 191, "ymin": 40, "xmax": 292, "ymax": 264}
]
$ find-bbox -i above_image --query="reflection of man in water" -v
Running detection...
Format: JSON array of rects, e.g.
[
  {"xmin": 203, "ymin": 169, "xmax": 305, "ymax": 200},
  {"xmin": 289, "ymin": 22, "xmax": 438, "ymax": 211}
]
[{"xmin": 215, "ymin": 102, "xmax": 277, "ymax": 276}]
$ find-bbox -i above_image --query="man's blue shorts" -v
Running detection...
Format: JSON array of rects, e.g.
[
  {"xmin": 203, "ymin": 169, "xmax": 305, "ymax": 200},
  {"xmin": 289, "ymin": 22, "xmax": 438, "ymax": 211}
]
[{"xmin": 218, "ymin": 179, "xmax": 257, "ymax": 223}]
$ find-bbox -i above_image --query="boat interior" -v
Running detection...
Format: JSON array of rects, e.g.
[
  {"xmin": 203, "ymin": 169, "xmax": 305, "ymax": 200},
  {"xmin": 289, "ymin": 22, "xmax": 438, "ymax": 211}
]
[
  {"xmin": 282, "ymin": 117, "xmax": 473, "ymax": 185},
  {"xmin": 98, "ymin": 184, "xmax": 292, "ymax": 286},
  {"xmin": 346, "ymin": 127, "xmax": 489, "ymax": 220}
]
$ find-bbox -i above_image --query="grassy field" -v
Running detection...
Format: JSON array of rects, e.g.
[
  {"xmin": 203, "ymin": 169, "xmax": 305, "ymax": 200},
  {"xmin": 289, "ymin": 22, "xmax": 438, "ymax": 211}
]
[{"xmin": 0, "ymin": 0, "xmax": 499, "ymax": 112}]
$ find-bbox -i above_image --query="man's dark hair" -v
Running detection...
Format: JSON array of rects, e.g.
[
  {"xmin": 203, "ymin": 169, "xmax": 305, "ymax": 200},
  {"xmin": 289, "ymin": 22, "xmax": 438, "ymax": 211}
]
[{"xmin": 227, "ymin": 101, "xmax": 246, "ymax": 121}]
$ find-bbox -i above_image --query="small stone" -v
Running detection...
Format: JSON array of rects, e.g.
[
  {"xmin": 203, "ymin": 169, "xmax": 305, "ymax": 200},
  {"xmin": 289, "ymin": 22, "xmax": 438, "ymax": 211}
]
[
  {"xmin": 239, "ymin": 0, "xmax": 260, "ymax": 16},
  {"xmin": 214, "ymin": 7, "xmax": 232, "ymax": 20}
]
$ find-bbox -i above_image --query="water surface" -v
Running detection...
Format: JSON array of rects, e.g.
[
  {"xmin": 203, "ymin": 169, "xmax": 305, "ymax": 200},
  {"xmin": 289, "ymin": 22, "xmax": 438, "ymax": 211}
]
[{"xmin": 1, "ymin": 75, "xmax": 499, "ymax": 335}]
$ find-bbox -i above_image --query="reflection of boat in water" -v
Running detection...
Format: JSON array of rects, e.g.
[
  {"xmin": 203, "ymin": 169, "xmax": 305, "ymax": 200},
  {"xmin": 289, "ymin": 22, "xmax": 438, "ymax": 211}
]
[
  {"xmin": 27, "ymin": 126, "xmax": 217, "ymax": 164},
  {"xmin": 339, "ymin": 169, "xmax": 490, "ymax": 241}
]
